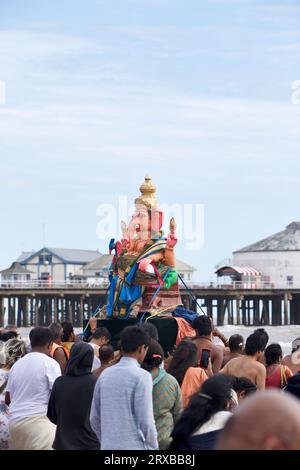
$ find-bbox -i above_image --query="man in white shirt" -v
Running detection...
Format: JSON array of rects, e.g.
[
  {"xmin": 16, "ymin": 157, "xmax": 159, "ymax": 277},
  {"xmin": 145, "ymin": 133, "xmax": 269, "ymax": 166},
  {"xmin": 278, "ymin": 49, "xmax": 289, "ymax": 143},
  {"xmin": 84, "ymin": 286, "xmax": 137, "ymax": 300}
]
[
  {"xmin": 5, "ymin": 327, "xmax": 61, "ymax": 450},
  {"xmin": 88, "ymin": 327, "xmax": 111, "ymax": 371}
]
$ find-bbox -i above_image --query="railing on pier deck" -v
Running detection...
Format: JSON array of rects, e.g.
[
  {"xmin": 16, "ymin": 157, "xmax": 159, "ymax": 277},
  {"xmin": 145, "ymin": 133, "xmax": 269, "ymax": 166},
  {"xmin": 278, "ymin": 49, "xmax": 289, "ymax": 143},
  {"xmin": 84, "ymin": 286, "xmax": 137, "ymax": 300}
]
[
  {"xmin": 0, "ymin": 280, "xmax": 296, "ymax": 290},
  {"xmin": 1, "ymin": 280, "xmax": 300, "ymax": 328}
]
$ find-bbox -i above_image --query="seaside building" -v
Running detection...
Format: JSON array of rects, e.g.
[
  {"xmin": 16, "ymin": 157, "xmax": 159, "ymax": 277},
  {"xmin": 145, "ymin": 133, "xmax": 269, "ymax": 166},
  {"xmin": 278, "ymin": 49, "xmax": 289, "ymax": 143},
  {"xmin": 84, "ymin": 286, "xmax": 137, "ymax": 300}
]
[
  {"xmin": 216, "ymin": 221, "xmax": 300, "ymax": 288},
  {"xmin": 0, "ymin": 247, "xmax": 196, "ymax": 284},
  {"xmin": 0, "ymin": 262, "xmax": 33, "ymax": 285},
  {"xmin": 17, "ymin": 247, "xmax": 100, "ymax": 282},
  {"xmin": 83, "ymin": 255, "xmax": 196, "ymax": 283}
]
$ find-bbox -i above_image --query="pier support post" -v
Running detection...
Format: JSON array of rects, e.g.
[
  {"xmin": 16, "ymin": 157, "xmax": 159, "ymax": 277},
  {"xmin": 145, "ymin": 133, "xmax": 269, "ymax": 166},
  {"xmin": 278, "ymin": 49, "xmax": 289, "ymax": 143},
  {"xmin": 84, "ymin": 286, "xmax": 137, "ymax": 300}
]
[
  {"xmin": 241, "ymin": 299, "xmax": 247, "ymax": 325},
  {"xmin": 272, "ymin": 297, "xmax": 282, "ymax": 326},
  {"xmin": 291, "ymin": 295, "xmax": 300, "ymax": 325},
  {"xmin": 45, "ymin": 298, "xmax": 52, "ymax": 325},
  {"xmin": 284, "ymin": 293, "xmax": 289, "ymax": 325},
  {"xmin": 78, "ymin": 296, "xmax": 84, "ymax": 327},
  {"xmin": 17, "ymin": 297, "xmax": 22, "ymax": 327},
  {"xmin": 190, "ymin": 298, "xmax": 197, "ymax": 313},
  {"xmin": 23, "ymin": 297, "xmax": 28, "ymax": 327},
  {"xmin": 35, "ymin": 299, "xmax": 39, "ymax": 326},
  {"xmin": 0, "ymin": 297, "xmax": 4, "ymax": 327},
  {"xmin": 261, "ymin": 299, "xmax": 270, "ymax": 325},
  {"xmin": 217, "ymin": 298, "xmax": 226, "ymax": 326},
  {"xmin": 236, "ymin": 298, "xmax": 241, "ymax": 325},
  {"xmin": 247, "ymin": 299, "xmax": 251, "ymax": 326},
  {"xmin": 253, "ymin": 299, "xmax": 260, "ymax": 326},
  {"xmin": 54, "ymin": 297, "xmax": 58, "ymax": 323},
  {"xmin": 206, "ymin": 298, "xmax": 213, "ymax": 319},
  {"xmin": 30, "ymin": 297, "xmax": 34, "ymax": 326},
  {"xmin": 12, "ymin": 297, "xmax": 16, "ymax": 325}
]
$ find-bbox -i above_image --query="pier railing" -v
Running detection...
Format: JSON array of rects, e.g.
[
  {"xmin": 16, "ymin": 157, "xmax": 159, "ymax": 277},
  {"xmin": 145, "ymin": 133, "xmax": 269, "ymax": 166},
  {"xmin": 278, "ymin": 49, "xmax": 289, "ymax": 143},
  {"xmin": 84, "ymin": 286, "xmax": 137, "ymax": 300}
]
[
  {"xmin": 0, "ymin": 279, "xmax": 295, "ymax": 290},
  {"xmin": 0, "ymin": 280, "xmax": 110, "ymax": 289}
]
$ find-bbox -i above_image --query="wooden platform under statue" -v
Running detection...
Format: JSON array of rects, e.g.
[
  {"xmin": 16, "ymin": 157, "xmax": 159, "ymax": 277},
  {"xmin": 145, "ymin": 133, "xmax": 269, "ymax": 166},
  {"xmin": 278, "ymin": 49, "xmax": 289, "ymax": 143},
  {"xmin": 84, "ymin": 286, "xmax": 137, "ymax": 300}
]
[{"xmin": 83, "ymin": 315, "xmax": 179, "ymax": 355}]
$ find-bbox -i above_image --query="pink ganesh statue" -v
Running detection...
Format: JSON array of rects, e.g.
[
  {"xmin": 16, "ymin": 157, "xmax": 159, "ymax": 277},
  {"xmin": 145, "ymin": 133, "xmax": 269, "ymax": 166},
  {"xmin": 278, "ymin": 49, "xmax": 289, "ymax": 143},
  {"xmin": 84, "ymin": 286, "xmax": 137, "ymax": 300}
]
[{"xmin": 106, "ymin": 175, "xmax": 182, "ymax": 318}]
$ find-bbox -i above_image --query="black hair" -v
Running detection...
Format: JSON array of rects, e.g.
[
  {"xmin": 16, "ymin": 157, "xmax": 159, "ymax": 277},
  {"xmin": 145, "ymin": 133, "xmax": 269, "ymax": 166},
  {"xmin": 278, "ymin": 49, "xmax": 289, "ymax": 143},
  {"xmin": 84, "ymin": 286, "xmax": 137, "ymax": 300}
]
[
  {"xmin": 229, "ymin": 334, "xmax": 244, "ymax": 352},
  {"xmin": 92, "ymin": 327, "xmax": 111, "ymax": 341},
  {"xmin": 265, "ymin": 343, "xmax": 283, "ymax": 366},
  {"xmin": 120, "ymin": 326, "xmax": 150, "ymax": 353},
  {"xmin": 4, "ymin": 325, "xmax": 18, "ymax": 331},
  {"xmin": 231, "ymin": 376, "xmax": 257, "ymax": 397},
  {"xmin": 142, "ymin": 339, "xmax": 164, "ymax": 372},
  {"xmin": 167, "ymin": 339, "xmax": 199, "ymax": 386},
  {"xmin": 0, "ymin": 331, "xmax": 18, "ymax": 342},
  {"xmin": 170, "ymin": 374, "xmax": 233, "ymax": 449},
  {"xmin": 245, "ymin": 333, "xmax": 265, "ymax": 356},
  {"xmin": 49, "ymin": 323, "xmax": 62, "ymax": 341},
  {"xmin": 191, "ymin": 315, "xmax": 213, "ymax": 336},
  {"xmin": 29, "ymin": 327, "xmax": 54, "ymax": 348},
  {"xmin": 61, "ymin": 322, "xmax": 74, "ymax": 342},
  {"xmin": 291, "ymin": 338, "xmax": 300, "ymax": 354},
  {"xmin": 139, "ymin": 323, "xmax": 159, "ymax": 341},
  {"xmin": 99, "ymin": 344, "xmax": 114, "ymax": 363},
  {"xmin": 253, "ymin": 328, "xmax": 269, "ymax": 349}
]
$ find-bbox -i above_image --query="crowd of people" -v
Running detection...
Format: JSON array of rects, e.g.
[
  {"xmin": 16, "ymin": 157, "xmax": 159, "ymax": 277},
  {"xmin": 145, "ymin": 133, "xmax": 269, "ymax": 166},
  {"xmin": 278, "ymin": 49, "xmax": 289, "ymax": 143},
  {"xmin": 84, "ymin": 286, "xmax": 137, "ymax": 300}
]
[{"xmin": 1, "ymin": 317, "xmax": 300, "ymax": 450}]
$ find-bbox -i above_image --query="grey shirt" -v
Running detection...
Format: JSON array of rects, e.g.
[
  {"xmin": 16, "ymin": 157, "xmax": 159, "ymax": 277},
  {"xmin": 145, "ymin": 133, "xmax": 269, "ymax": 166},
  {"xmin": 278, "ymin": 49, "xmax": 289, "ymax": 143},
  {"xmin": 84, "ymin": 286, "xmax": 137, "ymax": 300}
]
[{"xmin": 90, "ymin": 356, "xmax": 158, "ymax": 450}]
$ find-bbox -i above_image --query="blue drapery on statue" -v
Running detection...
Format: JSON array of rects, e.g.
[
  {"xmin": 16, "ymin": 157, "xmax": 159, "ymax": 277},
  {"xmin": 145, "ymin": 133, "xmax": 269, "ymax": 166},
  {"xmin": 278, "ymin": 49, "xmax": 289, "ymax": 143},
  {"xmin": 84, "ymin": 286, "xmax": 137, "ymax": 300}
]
[{"xmin": 106, "ymin": 263, "xmax": 143, "ymax": 319}]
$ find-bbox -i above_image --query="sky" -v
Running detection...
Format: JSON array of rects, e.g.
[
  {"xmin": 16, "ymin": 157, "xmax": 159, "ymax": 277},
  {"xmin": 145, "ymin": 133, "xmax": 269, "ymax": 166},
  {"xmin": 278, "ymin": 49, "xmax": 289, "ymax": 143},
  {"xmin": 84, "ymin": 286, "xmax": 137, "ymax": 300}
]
[{"xmin": 0, "ymin": 0, "xmax": 300, "ymax": 280}]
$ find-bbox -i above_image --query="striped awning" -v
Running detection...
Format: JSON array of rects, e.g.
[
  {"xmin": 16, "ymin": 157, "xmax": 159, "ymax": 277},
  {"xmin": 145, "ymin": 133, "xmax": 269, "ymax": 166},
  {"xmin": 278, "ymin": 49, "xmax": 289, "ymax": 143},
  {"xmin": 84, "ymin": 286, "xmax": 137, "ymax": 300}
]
[{"xmin": 215, "ymin": 266, "xmax": 261, "ymax": 277}]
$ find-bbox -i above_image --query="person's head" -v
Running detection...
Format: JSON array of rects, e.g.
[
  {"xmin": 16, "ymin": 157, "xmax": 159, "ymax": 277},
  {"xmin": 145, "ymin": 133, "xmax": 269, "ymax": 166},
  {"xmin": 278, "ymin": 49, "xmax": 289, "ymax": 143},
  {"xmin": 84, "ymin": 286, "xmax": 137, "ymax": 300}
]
[
  {"xmin": 4, "ymin": 324, "xmax": 19, "ymax": 334},
  {"xmin": 192, "ymin": 315, "xmax": 213, "ymax": 338},
  {"xmin": 4, "ymin": 338, "xmax": 27, "ymax": 369},
  {"xmin": 245, "ymin": 333, "xmax": 265, "ymax": 360},
  {"xmin": 65, "ymin": 342, "xmax": 94, "ymax": 376},
  {"xmin": 142, "ymin": 339, "xmax": 164, "ymax": 372},
  {"xmin": 292, "ymin": 338, "xmax": 300, "ymax": 354},
  {"xmin": 61, "ymin": 322, "xmax": 75, "ymax": 342},
  {"xmin": 0, "ymin": 331, "xmax": 18, "ymax": 342},
  {"xmin": 231, "ymin": 376, "xmax": 257, "ymax": 402},
  {"xmin": 90, "ymin": 327, "xmax": 111, "ymax": 347},
  {"xmin": 229, "ymin": 334, "xmax": 244, "ymax": 353},
  {"xmin": 170, "ymin": 374, "xmax": 234, "ymax": 448},
  {"xmin": 98, "ymin": 344, "xmax": 114, "ymax": 365},
  {"xmin": 167, "ymin": 338, "xmax": 198, "ymax": 386},
  {"xmin": 29, "ymin": 327, "xmax": 54, "ymax": 355},
  {"xmin": 120, "ymin": 326, "xmax": 150, "ymax": 364},
  {"xmin": 265, "ymin": 343, "xmax": 283, "ymax": 366},
  {"xmin": 217, "ymin": 390, "xmax": 300, "ymax": 450},
  {"xmin": 139, "ymin": 322, "xmax": 159, "ymax": 342},
  {"xmin": 49, "ymin": 323, "xmax": 63, "ymax": 345},
  {"xmin": 284, "ymin": 372, "xmax": 300, "ymax": 400},
  {"xmin": 253, "ymin": 328, "xmax": 269, "ymax": 350}
]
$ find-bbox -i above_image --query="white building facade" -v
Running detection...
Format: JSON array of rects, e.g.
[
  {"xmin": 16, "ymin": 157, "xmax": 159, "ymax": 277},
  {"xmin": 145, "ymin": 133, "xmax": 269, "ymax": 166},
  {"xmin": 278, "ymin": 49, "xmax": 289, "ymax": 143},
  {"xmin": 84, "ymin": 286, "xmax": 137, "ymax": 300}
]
[
  {"xmin": 233, "ymin": 222, "xmax": 300, "ymax": 287},
  {"xmin": 17, "ymin": 247, "xmax": 100, "ymax": 282}
]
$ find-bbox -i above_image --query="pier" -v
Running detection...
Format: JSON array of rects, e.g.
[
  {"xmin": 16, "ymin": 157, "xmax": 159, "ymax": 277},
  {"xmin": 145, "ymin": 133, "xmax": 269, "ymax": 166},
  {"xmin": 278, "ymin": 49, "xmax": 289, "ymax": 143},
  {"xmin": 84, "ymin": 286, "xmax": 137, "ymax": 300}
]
[{"xmin": 1, "ymin": 282, "xmax": 300, "ymax": 327}]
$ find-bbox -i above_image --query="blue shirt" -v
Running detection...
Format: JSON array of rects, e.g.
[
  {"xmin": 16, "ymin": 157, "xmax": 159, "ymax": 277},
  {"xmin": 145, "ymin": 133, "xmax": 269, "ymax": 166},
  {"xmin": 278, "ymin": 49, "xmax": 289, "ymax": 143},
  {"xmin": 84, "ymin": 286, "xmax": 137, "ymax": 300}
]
[{"xmin": 90, "ymin": 356, "xmax": 158, "ymax": 450}]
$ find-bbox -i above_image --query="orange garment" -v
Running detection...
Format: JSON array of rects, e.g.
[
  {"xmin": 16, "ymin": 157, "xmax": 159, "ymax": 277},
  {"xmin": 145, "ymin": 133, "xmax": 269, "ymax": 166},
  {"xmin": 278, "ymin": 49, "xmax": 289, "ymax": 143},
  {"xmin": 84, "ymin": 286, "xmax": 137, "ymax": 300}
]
[
  {"xmin": 181, "ymin": 366, "xmax": 208, "ymax": 408},
  {"xmin": 50, "ymin": 342, "xmax": 70, "ymax": 360},
  {"xmin": 60, "ymin": 341, "xmax": 74, "ymax": 355},
  {"xmin": 266, "ymin": 365, "xmax": 293, "ymax": 389},
  {"xmin": 174, "ymin": 317, "xmax": 196, "ymax": 345}
]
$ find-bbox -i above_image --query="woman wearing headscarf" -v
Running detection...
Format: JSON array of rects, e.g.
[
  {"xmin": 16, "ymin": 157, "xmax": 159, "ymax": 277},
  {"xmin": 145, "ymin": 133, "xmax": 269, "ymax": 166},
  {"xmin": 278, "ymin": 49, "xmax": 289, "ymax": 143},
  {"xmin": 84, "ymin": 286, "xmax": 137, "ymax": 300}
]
[
  {"xmin": 0, "ymin": 339, "xmax": 27, "ymax": 449},
  {"xmin": 47, "ymin": 342, "xmax": 100, "ymax": 450}
]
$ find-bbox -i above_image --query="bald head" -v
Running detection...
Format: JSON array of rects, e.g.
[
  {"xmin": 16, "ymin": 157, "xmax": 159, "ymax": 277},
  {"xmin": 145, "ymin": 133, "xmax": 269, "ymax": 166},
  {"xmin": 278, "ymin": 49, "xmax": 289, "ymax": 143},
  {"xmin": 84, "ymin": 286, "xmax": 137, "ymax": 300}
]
[{"xmin": 217, "ymin": 390, "xmax": 300, "ymax": 450}]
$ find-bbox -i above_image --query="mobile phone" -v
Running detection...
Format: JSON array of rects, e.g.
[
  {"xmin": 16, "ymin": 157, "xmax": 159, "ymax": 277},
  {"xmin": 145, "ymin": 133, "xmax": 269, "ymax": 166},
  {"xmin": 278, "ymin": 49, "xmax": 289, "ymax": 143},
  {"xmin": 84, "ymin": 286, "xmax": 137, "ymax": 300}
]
[{"xmin": 200, "ymin": 348, "xmax": 211, "ymax": 369}]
